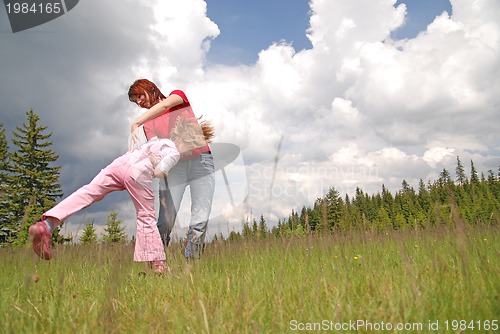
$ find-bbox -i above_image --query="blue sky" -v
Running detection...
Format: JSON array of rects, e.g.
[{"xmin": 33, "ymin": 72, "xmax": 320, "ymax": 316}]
[
  {"xmin": 0, "ymin": 0, "xmax": 498, "ymax": 239},
  {"xmin": 205, "ymin": 0, "xmax": 312, "ymax": 64},
  {"xmin": 205, "ymin": 0, "xmax": 452, "ymax": 65}
]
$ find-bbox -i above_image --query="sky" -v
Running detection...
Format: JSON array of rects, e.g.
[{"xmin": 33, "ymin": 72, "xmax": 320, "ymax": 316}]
[{"xmin": 1, "ymin": 0, "xmax": 499, "ymax": 241}]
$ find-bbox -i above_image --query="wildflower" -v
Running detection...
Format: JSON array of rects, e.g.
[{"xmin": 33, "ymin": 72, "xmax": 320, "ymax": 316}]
[
  {"xmin": 32, "ymin": 275, "xmax": 40, "ymax": 283},
  {"xmin": 354, "ymin": 256, "xmax": 359, "ymax": 260}
]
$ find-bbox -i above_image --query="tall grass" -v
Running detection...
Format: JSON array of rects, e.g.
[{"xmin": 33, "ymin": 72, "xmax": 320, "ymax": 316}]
[{"xmin": 1, "ymin": 224, "xmax": 498, "ymax": 333}]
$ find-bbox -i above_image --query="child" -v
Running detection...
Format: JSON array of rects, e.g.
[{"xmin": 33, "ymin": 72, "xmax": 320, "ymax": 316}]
[{"xmin": 29, "ymin": 116, "xmax": 213, "ymax": 274}]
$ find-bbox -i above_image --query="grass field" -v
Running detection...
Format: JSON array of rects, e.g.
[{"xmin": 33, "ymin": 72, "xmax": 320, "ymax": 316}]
[{"xmin": 1, "ymin": 224, "xmax": 498, "ymax": 333}]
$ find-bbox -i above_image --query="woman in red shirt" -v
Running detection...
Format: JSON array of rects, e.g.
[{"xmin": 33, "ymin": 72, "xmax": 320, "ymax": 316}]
[{"xmin": 128, "ymin": 79, "xmax": 215, "ymax": 259}]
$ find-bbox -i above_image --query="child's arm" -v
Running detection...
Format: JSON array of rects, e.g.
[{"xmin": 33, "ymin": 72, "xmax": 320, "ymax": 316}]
[{"xmin": 153, "ymin": 145, "xmax": 180, "ymax": 178}]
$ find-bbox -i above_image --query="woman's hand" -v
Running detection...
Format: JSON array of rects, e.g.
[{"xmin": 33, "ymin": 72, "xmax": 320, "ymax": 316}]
[
  {"xmin": 149, "ymin": 153, "xmax": 161, "ymax": 168},
  {"xmin": 129, "ymin": 123, "xmax": 141, "ymax": 151},
  {"xmin": 153, "ymin": 168, "xmax": 166, "ymax": 178},
  {"xmin": 150, "ymin": 153, "xmax": 166, "ymax": 178}
]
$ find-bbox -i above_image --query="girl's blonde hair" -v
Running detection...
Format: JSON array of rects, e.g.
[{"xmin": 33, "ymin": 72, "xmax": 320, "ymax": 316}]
[{"xmin": 170, "ymin": 113, "xmax": 214, "ymax": 150}]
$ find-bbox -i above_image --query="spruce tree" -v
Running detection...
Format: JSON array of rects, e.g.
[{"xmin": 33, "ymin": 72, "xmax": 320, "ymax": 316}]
[
  {"xmin": 80, "ymin": 219, "xmax": 98, "ymax": 244},
  {"xmin": 398, "ymin": 180, "xmax": 419, "ymax": 226},
  {"xmin": 252, "ymin": 218, "xmax": 259, "ymax": 236},
  {"xmin": 375, "ymin": 206, "xmax": 391, "ymax": 231},
  {"xmin": 258, "ymin": 214, "xmax": 268, "ymax": 239},
  {"xmin": 325, "ymin": 187, "xmax": 342, "ymax": 231},
  {"xmin": 0, "ymin": 123, "xmax": 9, "ymax": 192},
  {"xmin": 470, "ymin": 160, "xmax": 481, "ymax": 199},
  {"xmin": 417, "ymin": 179, "xmax": 431, "ymax": 213},
  {"xmin": 455, "ymin": 156, "xmax": 467, "ymax": 186},
  {"xmin": 102, "ymin": 210, "xmax": 127, "ymax": 244},
  {"xmin": 470, "ymin": 160, "xmax": 480, "ymax": 186},
  {"xmin": 0, "ymin": 123, "xmax": 13, "ymax": 243},
  {"xmin": 308, "ymin": 201, "xmax": 321, "ymax": 231},
  {"xmin": 242, "ymin": 219, "xmax": 253, "ymax": 239},
  {"xmin": 5, "ymin": 110, "xmax": 62, "ymax": 243},
  {"xmin": 228, "ymin": 230, "xmax": 242, "ymax": 242}
]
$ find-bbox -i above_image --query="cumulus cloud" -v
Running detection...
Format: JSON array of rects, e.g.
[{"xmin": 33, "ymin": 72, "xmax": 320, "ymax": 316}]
[
  {"xmin": 195, "ymin": 0, "xmax": 499, "ymax": 221},
  {"xmin": 423, "ymin": 147, "xmax": 456, "ymax": 168},
  {"xmin": 1, "ymin": 0, "xmax": 498, "ymax": 239}
]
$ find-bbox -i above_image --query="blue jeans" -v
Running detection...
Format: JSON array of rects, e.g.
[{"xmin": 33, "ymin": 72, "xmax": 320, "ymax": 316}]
[{"xmin": 157, "ymin": 152, "xmax": 215, "ymax": 255}]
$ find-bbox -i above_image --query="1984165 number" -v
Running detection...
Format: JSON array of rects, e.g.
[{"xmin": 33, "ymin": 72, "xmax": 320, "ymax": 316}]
[
  {"xmin": 5, "ymin": 2, "xmax": 62, "ymax": 14},
  {"xmin": 444, "ymin": 320, "xmax": 498, "ymax": 331}
]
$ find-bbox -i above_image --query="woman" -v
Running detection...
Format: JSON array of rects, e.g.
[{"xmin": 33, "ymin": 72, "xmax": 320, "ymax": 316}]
[{"xmin": 128, "ymin": 79, "xmax": 215, "ymax": 259}]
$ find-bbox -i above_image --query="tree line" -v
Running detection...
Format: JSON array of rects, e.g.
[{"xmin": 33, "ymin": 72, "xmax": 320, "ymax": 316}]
[
  {"xmin": 1, "ymin": 109, "xmax": 499, "ymax": 246},
  {"xmin": 221, "ymin": 157, "xmax": 500, "ymax": 242}
]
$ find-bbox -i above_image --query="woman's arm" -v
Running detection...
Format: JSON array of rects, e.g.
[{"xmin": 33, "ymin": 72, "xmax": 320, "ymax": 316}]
[
  {"xmin": 129, "ymin": 93, "xmax": 184, "ymax": 150},
  {"xmin": 132, "ymin": 94, "xmax": 184, "ymax": 131}
]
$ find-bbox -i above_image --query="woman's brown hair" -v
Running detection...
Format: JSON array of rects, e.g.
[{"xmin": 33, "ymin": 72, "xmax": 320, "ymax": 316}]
[{"xmin": 128, "ymin": 79, "xmax": 166, "ymax": 105}]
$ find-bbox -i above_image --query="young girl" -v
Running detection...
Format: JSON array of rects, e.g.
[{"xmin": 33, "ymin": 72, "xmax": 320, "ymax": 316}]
[{"xmin": 29, "ymin": 115, "xmax": 213, "ymax": 273}]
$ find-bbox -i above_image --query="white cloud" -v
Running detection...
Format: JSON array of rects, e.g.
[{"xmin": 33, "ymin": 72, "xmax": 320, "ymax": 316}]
[{"xmin": 423, "ymin": 147, "xmax": 456, "ymax": 168}]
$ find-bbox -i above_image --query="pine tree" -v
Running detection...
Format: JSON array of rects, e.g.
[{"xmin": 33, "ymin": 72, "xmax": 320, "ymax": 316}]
[
  {"xmin": 307, "ymin": 203, "xmax": 321, "ymax": 231},
  {"xmin": 80, "ymin": 219, "xmax": 98, "ymax": 244},
  {"xmin": 433, "ymin": 168, "xmax": 453, "ymax": 204},
  {"xmin": 417, "ymin": 179, "xmax": 431, "ymax": 213},
  {"xmin": 0, "ymin": 123, "xmax": 9, "ymax": 192},
  {"xmin": 242, "ymin": 218, "xmax": 253, "ymax": 239},
  {"xmin": 3, "ymin": 110, "xmax": 62, "ymax": 243},
  {"xmin": 299, "ymin": 206, "xmax": 308, "ymax": 229},
  {"xmin": 228, "ymin": 230, "xmax": 242, "ymax": 242},
  {"xmin": 0, "ymin": 123, "xmax": 12, "ymax": 243},
  {"xmin": 470, "ymin": 160, "xmax": 480, "ymax": 186},
  {"xmin": 375, "ymin": 206, "xmax": 391, "ymax": 231},
  {"xmin": 397, "ymin": 180, "xmax": 419, "ymax": 226},
  {"xmin": 102, "ymin": 210, "xmax": 127, "ymax": 244},
  {"xmin": 455, "ymin": 156, "xmax": 467, "ymax": 186},
  {"xmin": 252, "ymin": 218, "xmax": 258, "ymax": 236},
  {"xmin": 258, "ymin": 214, "xmax": 268, "ymax": 239},
  {"xmin": 53, "ymin": 227, "xmax": 73, "ymax": 245},
  {"xmin": 469, "ymin": 160, "xmax": 481, "ymax": 201},
  {"xmin": 288, "ymin": 209, "xmax": 299, "ymax": 231},
  {"xmin": 325, "ymin": 187, "xmax": 342, "ymax": 231},
  {"xmin": 317, "ymin": 198, "xmax": 328, "ymax": 233}
]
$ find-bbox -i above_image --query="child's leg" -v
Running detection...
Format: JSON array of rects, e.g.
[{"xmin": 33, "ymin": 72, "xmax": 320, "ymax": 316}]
[
  {"xmin": 126, "ymin": 168, "xmax": 166, "ymax": 263},
  {"xmin": 29, "ymin": 159, "xmax": 126, "ymax": 260},
  {"xmin": 44, "ymin": 160, "xmax": 126, "ymax": 223}
]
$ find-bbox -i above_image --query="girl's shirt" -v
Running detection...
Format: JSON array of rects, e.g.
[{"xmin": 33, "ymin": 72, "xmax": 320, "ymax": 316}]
[{"xmin": 127, "ymin": 138, "xmax": 180, "ymax": 175}]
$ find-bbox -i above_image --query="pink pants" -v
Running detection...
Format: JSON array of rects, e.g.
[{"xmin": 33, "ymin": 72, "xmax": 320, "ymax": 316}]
[{"xmin": 44, "ymin": 152, "xmax": 165, "ymax": 262}]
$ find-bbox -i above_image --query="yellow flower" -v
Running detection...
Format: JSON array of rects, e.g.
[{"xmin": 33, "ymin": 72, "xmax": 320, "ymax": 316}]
[{"xmin": 354, "ymin": 256, "xmax": 359, "ymax": 260}]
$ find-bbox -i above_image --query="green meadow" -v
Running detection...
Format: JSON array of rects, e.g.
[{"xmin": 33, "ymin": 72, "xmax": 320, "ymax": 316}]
[{"xmin": 1, "ymin": 224, "xmax": 498, "ymax": 333}]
